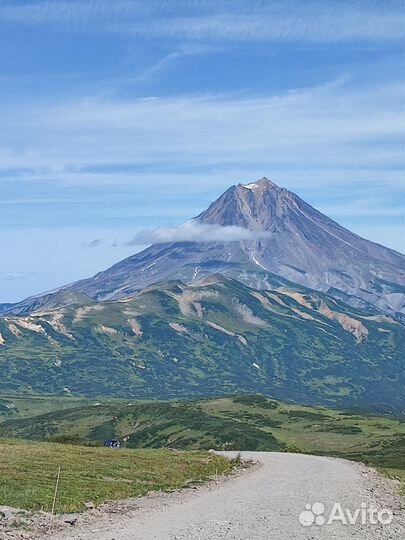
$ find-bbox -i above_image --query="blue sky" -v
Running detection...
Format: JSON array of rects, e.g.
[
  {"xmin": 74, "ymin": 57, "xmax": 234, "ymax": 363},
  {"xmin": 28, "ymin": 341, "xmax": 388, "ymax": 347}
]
[{"xmin": 0, "ymin": 0, "xmax": 404, "ymax": 303}]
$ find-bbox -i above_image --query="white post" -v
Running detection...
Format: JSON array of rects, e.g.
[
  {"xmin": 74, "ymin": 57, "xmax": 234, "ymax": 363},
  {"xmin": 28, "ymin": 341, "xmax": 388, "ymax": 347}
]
[{"xmin": 49, "ymin": 466, "xmax": 61, "ymax": 531}]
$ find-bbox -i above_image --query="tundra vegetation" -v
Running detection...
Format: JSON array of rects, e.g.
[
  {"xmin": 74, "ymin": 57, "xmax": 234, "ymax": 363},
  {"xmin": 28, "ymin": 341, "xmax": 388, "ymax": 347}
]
[{"xmin": 0, "ymin": 393, "xmax": 403, "ymax": 512}]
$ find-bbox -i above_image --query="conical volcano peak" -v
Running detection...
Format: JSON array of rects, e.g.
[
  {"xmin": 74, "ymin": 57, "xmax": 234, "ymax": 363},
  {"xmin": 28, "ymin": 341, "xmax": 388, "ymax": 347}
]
[
  {"xmin": 197, "ymin": 177, "xmax": 299, "ymax": 229},
  {"xmin": 239, "ymin": 177, "xmax": 279, "ymax": 191},
  {"xmin": 236, "ymin": 177, "xmax": 296, "ymax": 203}
]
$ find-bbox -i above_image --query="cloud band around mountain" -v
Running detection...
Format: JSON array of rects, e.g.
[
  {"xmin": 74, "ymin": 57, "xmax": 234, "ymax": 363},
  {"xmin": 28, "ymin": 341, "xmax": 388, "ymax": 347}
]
[{"xmin": 127, "ymin": 222, "xmax": 270, "ymax": 245}]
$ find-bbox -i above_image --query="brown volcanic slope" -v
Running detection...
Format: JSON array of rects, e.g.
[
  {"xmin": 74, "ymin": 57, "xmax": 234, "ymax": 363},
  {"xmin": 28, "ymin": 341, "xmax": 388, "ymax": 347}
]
[{"xmin": 3, "ymin": 178, "xmax": 405, "ymax": 318}]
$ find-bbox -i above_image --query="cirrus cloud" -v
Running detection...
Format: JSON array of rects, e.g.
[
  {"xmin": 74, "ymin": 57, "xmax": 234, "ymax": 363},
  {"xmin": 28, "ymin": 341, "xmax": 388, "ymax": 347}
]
[{"xmin": 0, "ymin": 1, "xmax": 404, "ymax": 44}]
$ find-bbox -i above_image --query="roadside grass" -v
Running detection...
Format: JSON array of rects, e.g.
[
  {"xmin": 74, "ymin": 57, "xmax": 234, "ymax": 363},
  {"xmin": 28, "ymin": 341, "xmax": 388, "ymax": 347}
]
[
  {"xmin": 1, "ymin": 393, "xmax": 403, "ymax": 493},
  {"xmin": 0, "ymin": 439, "xmax": 233, "ymax": 513},
  {"xmin": 378, "ymin": 467, "xmax": 405, "ymax": 487}
]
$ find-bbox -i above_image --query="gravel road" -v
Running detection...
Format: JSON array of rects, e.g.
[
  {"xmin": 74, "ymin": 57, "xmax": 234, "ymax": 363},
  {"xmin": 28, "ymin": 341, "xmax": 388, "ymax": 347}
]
[{"xmin": 47, "ymin": 452, "xmax": 404, "ymax": 540}]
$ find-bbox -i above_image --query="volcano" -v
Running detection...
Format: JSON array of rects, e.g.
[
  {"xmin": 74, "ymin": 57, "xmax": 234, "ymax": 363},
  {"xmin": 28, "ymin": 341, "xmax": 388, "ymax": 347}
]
[{"xmin": 3, "ymin": 178, "xmax": 405, "ymax": 318}]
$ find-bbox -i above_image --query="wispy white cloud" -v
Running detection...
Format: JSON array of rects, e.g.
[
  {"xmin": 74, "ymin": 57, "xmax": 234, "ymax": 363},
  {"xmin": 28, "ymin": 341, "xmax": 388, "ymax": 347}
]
[
  {"xmin": 0, "ymin": 1, "xmax": 404, "ymax": 43},
  {"xmin": 127, "ymin": 221, "xmax": 270, "ymax": 245},
  {"xmin": 0, "ymin": 1, "xmax": 145, "ymax": 28},
  {"xmin": 0, "ymin": 78, "xmax": 403, "ymax": 189},
  {"xmin": 139, "ymin": 7, "xmax": 405, "ymax": 44},
  {"xmin": 133, "ymin": 44, "xmax": 215, "ymax": 83},
  {"xmin": 0, "ymin": 75, "xmax": 403, "ymax": 257}
]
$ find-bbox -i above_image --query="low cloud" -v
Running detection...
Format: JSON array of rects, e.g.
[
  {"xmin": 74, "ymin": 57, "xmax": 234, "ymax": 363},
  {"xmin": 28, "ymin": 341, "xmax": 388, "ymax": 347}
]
[
  {"xmin": 82, "ymin": 238, "xmax": 103, "ymax": 248},
  {"xmin": 82, "ymin": 238, "xmax": 122, "ymax": 248},
  {"xmin": 1, "ymin": 272, "xmax": 35, "ymax": 281},
  {"xmin": 127, "ymin": 221, "xmax": 269, "ymax": 245}
]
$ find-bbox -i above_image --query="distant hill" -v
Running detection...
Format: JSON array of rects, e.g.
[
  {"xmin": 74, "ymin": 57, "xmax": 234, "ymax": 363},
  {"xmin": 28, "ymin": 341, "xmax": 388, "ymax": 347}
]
[{"xmin": 0, "ymin": 395, "xmax": 403, "ymax": 477}]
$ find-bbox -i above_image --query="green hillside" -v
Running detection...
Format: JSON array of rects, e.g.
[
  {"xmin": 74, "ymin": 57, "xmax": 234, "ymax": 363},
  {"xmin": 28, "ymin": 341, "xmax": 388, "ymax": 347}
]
[
  {"xmin": 0, "ymin": 393, "xmax": 94, "ymax": 420},
  {"xmin": 0, "ymin": 276, "xmax": 403, "ymax": 413},
  {"xmin": 1, "ymin": 395, "xmax": 403, "ymax": 480},
  {"xmin": 0, "ymin": 440, "xmax": 232, "ymax": 512}
]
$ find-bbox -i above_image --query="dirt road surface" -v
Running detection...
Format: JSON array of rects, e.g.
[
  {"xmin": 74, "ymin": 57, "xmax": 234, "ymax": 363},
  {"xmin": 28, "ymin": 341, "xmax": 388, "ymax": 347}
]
[{"xmin": 47, "ymin": 452, "xmax": 404, "ymax": 540}]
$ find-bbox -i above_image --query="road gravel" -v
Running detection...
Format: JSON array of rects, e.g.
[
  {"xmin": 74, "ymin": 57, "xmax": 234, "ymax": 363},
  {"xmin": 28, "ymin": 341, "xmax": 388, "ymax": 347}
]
[{"xmin": 47, "ymin": 452, "xmax": 404, "ymax": 540}]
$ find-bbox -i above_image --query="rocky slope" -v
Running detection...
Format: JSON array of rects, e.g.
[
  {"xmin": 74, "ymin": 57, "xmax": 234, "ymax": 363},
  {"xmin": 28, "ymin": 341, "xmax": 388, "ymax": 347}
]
[{"xmin": 0, "ymin": 276, "xmax": 403, "ymax": 413}]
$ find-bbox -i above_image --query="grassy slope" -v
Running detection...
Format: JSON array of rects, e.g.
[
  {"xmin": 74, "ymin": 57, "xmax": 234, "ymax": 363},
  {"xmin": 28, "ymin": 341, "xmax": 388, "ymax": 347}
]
[
  {"xmin": 1, "ymin": 277, "xmax": 403, "ymax": 414},
  {"xmin": 0, "ymin": 393, "xmax": 95, "ymax": 420},
  {"xmin": 1, "ymin": 394, "xmax": 403, "ymax": 481},
  {"xmin": 0, "ymin": 440, "xmax": 232, "ymax": 512}
]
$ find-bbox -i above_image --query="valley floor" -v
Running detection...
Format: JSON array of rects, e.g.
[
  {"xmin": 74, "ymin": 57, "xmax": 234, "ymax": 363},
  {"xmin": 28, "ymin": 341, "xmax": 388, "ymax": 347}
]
[{"xmin": 46, "ymin": 452, "xmax": 404, "ymax": 540}]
